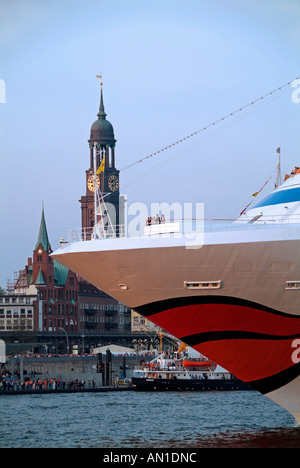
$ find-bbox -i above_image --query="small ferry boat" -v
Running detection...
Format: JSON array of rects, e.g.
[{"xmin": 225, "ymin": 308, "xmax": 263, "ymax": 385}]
[{"xmin": 132, "ymin": 348, "xmax": 251, "ymax": 391}]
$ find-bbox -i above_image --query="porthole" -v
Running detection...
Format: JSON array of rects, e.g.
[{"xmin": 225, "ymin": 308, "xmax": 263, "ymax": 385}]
[
  {"xmin": 286, "ymin": 281, "xmax": 300, "ymax": 290},
  {"xmin": 184, "ymin": 280, "xmax": 222, "ymax": 290}
]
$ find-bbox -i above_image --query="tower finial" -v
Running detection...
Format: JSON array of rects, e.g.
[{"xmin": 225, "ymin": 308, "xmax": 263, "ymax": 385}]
[
  {"xmin": 96, "ymin": 74, "xmax": 107, "ymax": 120},
  {"xmin": 96, "ymin": 74, "xmax": 103, "ymax": 88}
]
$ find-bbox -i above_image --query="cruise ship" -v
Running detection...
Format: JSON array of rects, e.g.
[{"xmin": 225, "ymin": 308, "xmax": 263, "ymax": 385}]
[{"xmin": 52, "ymin": 168, "xmax": 300, "ymax": 424}]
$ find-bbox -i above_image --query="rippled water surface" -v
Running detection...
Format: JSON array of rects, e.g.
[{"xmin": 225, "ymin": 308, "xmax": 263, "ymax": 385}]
[{"xmin": 1, "ymin": 390, "xmax": 300, "ymax": 448}]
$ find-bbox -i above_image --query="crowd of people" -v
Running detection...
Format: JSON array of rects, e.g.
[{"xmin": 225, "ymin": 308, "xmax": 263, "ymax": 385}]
[
  {"xmin": 0, "ymin": 370, "xmax": 98, "ymax": 392},
  {"xmin": 146, "ymin": 214, "xmax": 166, "ymax": 225}
]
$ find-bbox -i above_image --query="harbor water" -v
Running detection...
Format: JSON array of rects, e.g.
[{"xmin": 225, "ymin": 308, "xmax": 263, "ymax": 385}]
[{"xmin": 1, "ymin": 389, "xmax": 300, "ymax": 448}]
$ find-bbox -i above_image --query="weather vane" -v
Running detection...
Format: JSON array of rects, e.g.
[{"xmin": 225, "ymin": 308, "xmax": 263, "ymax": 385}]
[{"xmin": 96, "ymin": 74, "xmax": 103, "ymax": 88}]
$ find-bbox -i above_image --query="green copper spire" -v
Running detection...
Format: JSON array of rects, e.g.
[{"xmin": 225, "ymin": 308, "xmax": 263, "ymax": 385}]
[
  {"xmin": 34, "ymin": 204, "xmax": 51, "ymax": 252},
  {"xmin": 97, "ymin": 87, "xmax": 107, "ymax": 120}
]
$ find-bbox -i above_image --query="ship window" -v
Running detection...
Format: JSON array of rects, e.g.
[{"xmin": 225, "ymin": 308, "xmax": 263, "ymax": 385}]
[
  {"xmin": 184, "ymin": 281, "xmax": 222, "ymax": 290},
  {"xmin": 286, "ymin": 281, "xmax": 300, "ymax": 290}
]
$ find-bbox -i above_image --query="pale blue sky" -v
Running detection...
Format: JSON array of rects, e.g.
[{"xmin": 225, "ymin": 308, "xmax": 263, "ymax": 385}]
[{"xmin": 0, "ymin": 0, "xmax": 299, "ymax": 287}]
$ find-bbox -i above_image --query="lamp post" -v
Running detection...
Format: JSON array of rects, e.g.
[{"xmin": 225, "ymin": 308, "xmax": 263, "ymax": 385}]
[{"xmin": 58, "ymin": 327, "xmax": 69, "ymax": 355}]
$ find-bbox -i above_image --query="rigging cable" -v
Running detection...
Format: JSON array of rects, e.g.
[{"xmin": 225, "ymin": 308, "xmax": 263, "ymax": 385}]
[
  {"xmin": 120, "ymin": 76, "xmax": 299, "ymax": 175},
  {"xmin": 121, "ymin": 85, "xmax": 292, "ymax": 191}
]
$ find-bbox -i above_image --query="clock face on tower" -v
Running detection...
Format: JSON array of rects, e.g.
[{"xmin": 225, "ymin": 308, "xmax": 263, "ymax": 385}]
[
  {"xmin": 87, "ymin": 175, "xmax": 100, "ymax": 192},
  {"xmin": 108, "ymin": 174, "xmax": 119, "ymax": 192}
]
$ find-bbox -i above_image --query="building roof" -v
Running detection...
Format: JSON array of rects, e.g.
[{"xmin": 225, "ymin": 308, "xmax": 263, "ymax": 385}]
[
  {"xmin": 89, "ymin": 88, "xmax": 116, "ymax": 144},
  {"xmin": 53, "ymin": 259, "xmax": 69, "ymax": 286},
  {"xmin": 34, "ymin": 207, "xmax": 51, "ymax": 252},
  {"xmin": 79, "ymin": 280, "xmax": 109, "ymax": 297},
  {"xmin": 93, "ymin": 344, "xmax": 136, "ymax": 355},
  {"xmin": 35, "ymin": 267, "xmax": 46, "ymax": 285}
]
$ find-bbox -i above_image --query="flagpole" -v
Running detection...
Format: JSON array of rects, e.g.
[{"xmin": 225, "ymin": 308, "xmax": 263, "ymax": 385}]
[
  {"xmin": 93, "ymin": 143, "xmax": 98, "ymax": 238},
  {"xmin": 93, "ymin": 147, "xmax": 116, "ymax": 238},
  {"xmin": 98, "ymin": 149, "xmax": 115, "ymax": 237}
]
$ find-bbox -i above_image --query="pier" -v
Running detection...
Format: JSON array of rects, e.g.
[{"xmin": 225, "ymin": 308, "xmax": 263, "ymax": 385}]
[
  {"xmin": 0, "ymin": 385, "xmax": 134, "ymax": 395},
  {"xmin": 0, "ymin": 351, "xmax": 153, "ymax": 395}
]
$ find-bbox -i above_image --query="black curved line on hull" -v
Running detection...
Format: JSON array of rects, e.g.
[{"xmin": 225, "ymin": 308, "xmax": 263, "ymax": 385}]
[
  {"xmin": 181, "ymin": 333, "xmax": 300, "ymax": 394},
  {"xmin": 181, "ymin": 331, "xmax": 300, "ymax": 346},
  {"xmin": 135, "ymin": 296, "xmax": 300, "ymax": 319},
  {"xmin": 248, "ymin": 362, "xmax": 300, "ymax": 395},
  {"xmin": 135, "ymin": 296, "xmax": 300, "ymax": 394}
]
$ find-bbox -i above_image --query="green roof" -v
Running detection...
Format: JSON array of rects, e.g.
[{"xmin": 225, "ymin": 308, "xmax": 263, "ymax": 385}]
[
  {"xmin": 35, "ymin": 207, "xmax": 51, "ymax": 252},
  {"xmin": 35, "ymin": 267, "xmax": 46, "ymax": 285},
  {"xmin": 53, "ymin": 259, "xmax": 69, "ymax": 286}
]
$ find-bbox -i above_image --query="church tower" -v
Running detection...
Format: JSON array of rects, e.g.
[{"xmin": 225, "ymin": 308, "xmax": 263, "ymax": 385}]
[
  {"xmin": 79, "ymin": 82, "xmax": 120, "ymax": 234},
  {"xmin": 32, "ymin": 205, "xmax": 53, "ymax": 287}
]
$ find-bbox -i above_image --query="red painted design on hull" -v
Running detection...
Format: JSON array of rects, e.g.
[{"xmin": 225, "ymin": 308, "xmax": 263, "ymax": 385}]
[
  {"xmin": 147, "ymin": 302, "xmax": 300, "ymax": 384},
  {"xmin": 150, "ymin": 303, "xmax": 300, "ymax": 341},
  {"xmin": 194, "ymin": 339, "xmax": 296, "ymax": 382}
]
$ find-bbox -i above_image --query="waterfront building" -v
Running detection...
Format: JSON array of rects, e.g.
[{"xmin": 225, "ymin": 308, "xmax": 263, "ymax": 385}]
[
  {"xmin": 14, "ymin": 207, "xmax": 80, "ymax": 333},
  {"xmin": 78, "ymin": 280, "xmax": 131, "ymax": 333},
  {"xmin": 0, "ymin": 294, "xmax": 36, "ymax": 332},
  {"xmin": 6, "ymin": 206, "xmax": 131, "ymax": 337},
  {"xmin": 131, "ymin": 310, "xmax": 162, "ymax": 334}
]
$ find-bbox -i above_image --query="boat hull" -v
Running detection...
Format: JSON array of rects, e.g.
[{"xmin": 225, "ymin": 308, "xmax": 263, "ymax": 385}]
[
  {"xmin": 132, "ymin": 377, "xmax": 252, "ymax": 392},
  {"xmin": 52, "ymin": 226, "xmax": 300, "ymax": 422}
]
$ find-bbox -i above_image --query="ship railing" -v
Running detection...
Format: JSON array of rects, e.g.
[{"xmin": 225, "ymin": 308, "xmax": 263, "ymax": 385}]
[
  {"xmin": 66, "ymin": 224, "xmax": 127, "ymax": 243},
  {"xmin": 63, "ymin": 215, "xmax": 300, "ymax": 245}
]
